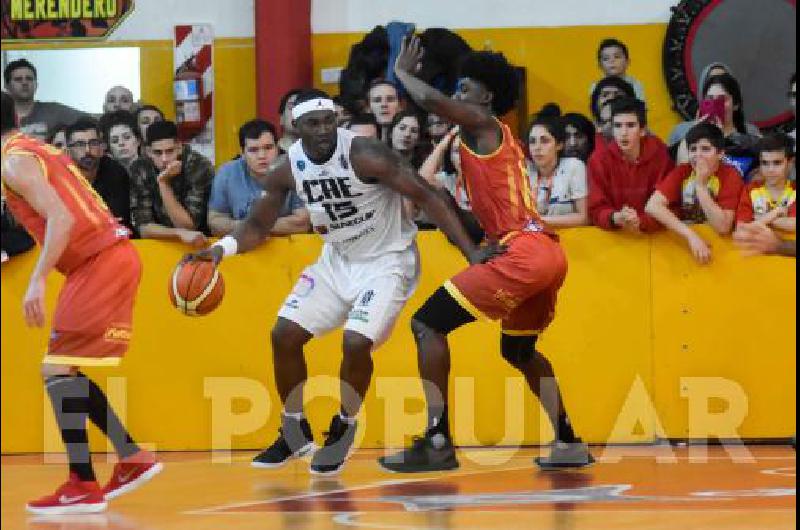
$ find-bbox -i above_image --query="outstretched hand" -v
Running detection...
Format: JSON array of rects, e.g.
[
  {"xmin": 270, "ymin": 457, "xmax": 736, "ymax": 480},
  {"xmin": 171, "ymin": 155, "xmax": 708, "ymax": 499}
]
[
  {"xmin": 468, "ymin": 241, "xmax": 507, "ymax": 265},
  {"xmin": 395, "ymin": 35, "xmax": 424, "ymax": 76}
]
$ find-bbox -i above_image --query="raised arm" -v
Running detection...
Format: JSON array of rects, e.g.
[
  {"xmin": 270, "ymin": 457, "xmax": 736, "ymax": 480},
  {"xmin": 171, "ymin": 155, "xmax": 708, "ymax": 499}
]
[{"xmin": 394, "ymin": 36, "xmax": 496, "ymax": 137}]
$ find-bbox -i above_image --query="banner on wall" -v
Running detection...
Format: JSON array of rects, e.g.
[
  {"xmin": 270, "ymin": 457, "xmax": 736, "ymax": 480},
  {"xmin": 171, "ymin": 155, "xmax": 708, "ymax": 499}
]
[
  {"xmin": 1, "ymin": 0, "xmax": 134, "ymax": 41},
  {"xmin": 174, "ymin": 24, "xmax": 215, "ymax": 164}
]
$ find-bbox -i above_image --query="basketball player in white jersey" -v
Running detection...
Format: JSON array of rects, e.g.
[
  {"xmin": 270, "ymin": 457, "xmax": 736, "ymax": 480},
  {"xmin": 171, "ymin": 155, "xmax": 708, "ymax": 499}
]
[{"xmin": 187, "ymin": 89, "xmax": 499, "ymax": 475}]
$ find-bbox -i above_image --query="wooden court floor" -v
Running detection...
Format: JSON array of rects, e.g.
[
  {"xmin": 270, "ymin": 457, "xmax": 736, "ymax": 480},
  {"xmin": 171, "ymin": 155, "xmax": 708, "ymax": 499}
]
[{"xmin": 2, "ymin": 445, "xmax": 795, "ymax": 530}]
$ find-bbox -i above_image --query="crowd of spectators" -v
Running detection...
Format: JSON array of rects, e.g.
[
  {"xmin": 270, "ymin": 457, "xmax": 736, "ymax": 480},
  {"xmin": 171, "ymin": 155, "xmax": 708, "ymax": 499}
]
[{"xmin": 1, "ymin": 31, "xmax": 796, "ymax": 264}]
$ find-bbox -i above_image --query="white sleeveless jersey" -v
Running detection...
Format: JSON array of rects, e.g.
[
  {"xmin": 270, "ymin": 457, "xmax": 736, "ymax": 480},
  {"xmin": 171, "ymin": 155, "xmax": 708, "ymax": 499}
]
[{"xmin": 288, "ymin": 128, "xmax": 417, "ymax": 260}]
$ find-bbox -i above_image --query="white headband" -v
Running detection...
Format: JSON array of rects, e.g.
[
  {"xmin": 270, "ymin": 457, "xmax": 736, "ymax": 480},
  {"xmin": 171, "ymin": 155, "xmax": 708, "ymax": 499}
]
[{"xmin": 292, "ymin": 98, "xmax": 336, "ymax": 120}]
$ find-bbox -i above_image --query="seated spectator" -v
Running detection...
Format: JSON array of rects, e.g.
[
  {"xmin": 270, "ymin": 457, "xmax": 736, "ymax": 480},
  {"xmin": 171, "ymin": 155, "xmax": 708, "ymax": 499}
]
[
  {"xmin": 590, "ymin": 76, "xmax": 636, "ymax": 131},
  {"xmin": 563, "ymin": 112, "xmax": 596, "ymax": 162},
  {"xmin": 676, "ymin": 74, "xmax": 761, "ymax": 177},
  {"xmin": 333, "ymin": 95, "xmax": 355, "ymax": 127},
  {"xmin": 101, "ymin": 110, "xmax": 142, "ymax": 171},
  {"xmin": 65, "ymin": 118, "xmax": 134, "ymax": 233},
  {"xmin": 416, "ymin": 127, "xmax": 483, "ymax": 242},
  {"xmin": 347, "ymin": 113, "xmax": 380, "ymax": 138},
  {"xmin": 418, "ymin": 127, "xmax": 466, "ymax": 204},
  {"xmin": 588, "ymin": 97, "xmax": 673, "ymax": 232},
  {"xmin": 4, "ymin": 58, "xmax": 85, "ymax": 141},
  {"xmin": 589, "ymin": 38, "xmax": 645, "ymax": 101},
  {"xmin": 103, "ymin": 85, "xmax": 135, "ymax": 114},
  {"xmin": 528, "ymin": 115, "xmax": 589, "ymax": 228},
  {"xmin": 135, "ymin": 104, "xmax": 165, "ymax": 144},
  {"xmin": 388, "ymin": 110, "xmax": 427, "ymax": 168},
  {"xmin": 645, "ymin": 123, "xmax": 744, "ymax": 264},
  {"xmin": 734, "ymin": 221, "xmax": 796, "ymax": 257},
  {"xmin": 277, "ymin": 88, "xmax": 302, "ymax": 153},
  {"xmin": 426, "ymin": 113, "xmax": 450, "ymax": 145},
  {"xmin": 129, "ymin": 120, "xmax": 212, "ymax": 245},
  {"xmin": 208, "ymin": 119, "xmax": 309, "ymax": 237},
  {"xmin": 367, "ymin": 78, "xmax": 402, "ymax": 142},
  {"xmin": 1, "ymin": 197, "xmax": 35, "ymax": 263},
  {"xmin": 736, "ymin": 134, "xmax": 796, "ymax": 233},
  {"xmin": 46, "ymin": 123, "xmax": 68, "ymax": 150},
  {"xmin": 666, "ymin": 62, "xmax": 750, "ymax": 147}
]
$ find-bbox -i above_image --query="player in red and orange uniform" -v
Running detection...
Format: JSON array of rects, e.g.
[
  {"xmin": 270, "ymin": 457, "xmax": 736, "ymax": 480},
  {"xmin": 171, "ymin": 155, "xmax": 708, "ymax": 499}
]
[
  {"xmin": 0, "ymin": 92, "xmax": 161, "ymax": 515},
  {"xmin": 379, "ymin": 38, "xmax": 593, "ymax": 473}
]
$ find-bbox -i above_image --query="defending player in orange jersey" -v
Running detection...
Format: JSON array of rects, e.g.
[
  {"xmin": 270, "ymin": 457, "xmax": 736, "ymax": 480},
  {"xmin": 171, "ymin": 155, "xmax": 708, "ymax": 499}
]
[
  {"xmin": 0, "ymin": 92, "xmax": 161, "ymax": 515},
  {"xmin": 379, "ymin": 38, "xmax": 594, "ymax": 472}
]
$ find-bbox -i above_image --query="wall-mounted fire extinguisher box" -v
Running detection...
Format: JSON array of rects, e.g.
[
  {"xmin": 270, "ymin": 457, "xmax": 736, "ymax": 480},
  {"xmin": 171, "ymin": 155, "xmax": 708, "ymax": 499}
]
[{"xmin": 174, "ymin": 68, "xmax": 205, "ymax": 141}]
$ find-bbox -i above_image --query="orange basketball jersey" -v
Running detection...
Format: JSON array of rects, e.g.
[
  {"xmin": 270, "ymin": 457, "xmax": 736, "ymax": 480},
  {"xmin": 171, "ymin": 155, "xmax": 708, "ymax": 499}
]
[
  {"xmin": 458, "ymin": 119, "xmax": 545, "ymax": 240},
  {"xmin": 1, "ymin": 133, "xmax": 129, "ymax": 273}
]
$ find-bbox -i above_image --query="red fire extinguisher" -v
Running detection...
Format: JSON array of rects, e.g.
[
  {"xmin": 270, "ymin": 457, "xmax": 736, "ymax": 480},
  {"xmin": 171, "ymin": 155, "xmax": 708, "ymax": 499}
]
[{"xmin": 174, "ymin": 59, "xmax": 206, "ymax": 141}]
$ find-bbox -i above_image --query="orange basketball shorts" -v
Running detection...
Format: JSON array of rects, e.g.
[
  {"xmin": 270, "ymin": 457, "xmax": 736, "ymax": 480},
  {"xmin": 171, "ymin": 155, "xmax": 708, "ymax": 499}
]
[
  {"xmin": 445, "ymin": 232, "xmax": 567, "ymax": 335},
  {"xmin": 44, "ymin": 241, "xmax": 142, "ymax": 367}
]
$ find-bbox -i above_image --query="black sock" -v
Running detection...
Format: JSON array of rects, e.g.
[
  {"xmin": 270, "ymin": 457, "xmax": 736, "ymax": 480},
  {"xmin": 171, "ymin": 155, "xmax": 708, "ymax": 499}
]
[
  {"xmin": 45, "ymin": 375, "xmax": 95, "ymax": 482},
  {"xmin": 556, "ymin": 412, "xmax": 578, "ymax": 444},
  {"xmin": 77, "ymin": 372, "xmax": 140, "ymax": 459},
  {"xmin": 427, "ymin": 405, "xmax": 450, "ymax": 439}
]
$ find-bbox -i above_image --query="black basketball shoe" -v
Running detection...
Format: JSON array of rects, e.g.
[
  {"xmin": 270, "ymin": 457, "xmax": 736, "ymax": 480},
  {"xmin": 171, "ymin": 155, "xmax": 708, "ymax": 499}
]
[
  {"xmin": 252, "ymin": 415, "xmax": 316, "ymax": 468},
  {"xmin": 310, "ymin": 415, "xmax": 357, "ymax": 476},
  {"xmin": 534, "ymin": 439, "xmax": 595, "ymax": 469},
  {"xmin": 378, "ymin": 429, "xmax": 459, "ymax": 473}
]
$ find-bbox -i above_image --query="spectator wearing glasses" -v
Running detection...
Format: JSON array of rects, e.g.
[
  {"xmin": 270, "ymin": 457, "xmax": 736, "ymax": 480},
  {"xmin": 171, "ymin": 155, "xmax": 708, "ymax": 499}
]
[{"xmin": 65, "ymin": 117, "xmax": 134, "ymax": 234}]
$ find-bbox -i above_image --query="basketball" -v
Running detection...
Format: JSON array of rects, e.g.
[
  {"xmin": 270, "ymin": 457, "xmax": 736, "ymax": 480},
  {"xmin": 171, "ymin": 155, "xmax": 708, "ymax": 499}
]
[{"xmin": 168, "ymin": 260, "xmax": 225, "ymax": 316}]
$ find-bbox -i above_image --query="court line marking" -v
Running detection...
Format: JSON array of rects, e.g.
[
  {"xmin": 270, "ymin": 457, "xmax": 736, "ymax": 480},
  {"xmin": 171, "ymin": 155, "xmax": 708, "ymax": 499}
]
[
  {"xmin": 331, "ymin": 509, "xmax": 798, "ymax": 530},
  {"xmin": 183, "ymin": 463, "xmax": 538, "ymax": 515}
]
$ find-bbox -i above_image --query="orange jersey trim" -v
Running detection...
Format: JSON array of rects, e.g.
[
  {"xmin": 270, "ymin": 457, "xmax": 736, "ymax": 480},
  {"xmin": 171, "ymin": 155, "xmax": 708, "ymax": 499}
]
[{"xmin": 444, "ymin": 280, "xmax": 488, "ymax": 321}]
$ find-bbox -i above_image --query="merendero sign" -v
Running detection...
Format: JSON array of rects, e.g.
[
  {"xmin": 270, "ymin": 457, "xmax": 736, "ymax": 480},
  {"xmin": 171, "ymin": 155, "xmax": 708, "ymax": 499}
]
[{"xmin": 2, "ymin": 0, "xmax": 134, "ymax": 41}]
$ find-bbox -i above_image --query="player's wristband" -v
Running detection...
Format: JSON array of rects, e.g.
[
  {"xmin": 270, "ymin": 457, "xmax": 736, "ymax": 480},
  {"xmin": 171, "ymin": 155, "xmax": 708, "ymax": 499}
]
[{"xmin": 214, "ymin": 235, "xmax": 239, "ymax": 257}]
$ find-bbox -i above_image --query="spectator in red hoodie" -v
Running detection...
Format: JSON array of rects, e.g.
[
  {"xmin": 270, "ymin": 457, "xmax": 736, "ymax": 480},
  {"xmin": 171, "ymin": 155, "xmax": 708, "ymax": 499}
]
[
  {"xmin": 645, "ymin": 122, "xmax": 743, "ymax": 264},
  {"xmin": 588, "ymin": 98, "xmax": 673, "ymax": 232}
]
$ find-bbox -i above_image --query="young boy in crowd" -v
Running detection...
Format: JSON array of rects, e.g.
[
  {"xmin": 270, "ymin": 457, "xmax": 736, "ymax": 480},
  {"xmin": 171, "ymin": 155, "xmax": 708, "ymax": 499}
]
[
  {"xmin": 736, "ymin": 133, "xmax": 796, "ymax": 233},
  {"xmin": 645, "ymin": 122, "xmax": 744, "ymax": 264}
]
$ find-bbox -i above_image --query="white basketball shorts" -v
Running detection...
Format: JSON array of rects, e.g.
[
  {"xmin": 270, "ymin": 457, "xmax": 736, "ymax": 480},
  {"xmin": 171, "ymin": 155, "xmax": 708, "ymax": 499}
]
[{"xmin": 277, "ymin": 243, "xmax": 420, "ymax": 347}]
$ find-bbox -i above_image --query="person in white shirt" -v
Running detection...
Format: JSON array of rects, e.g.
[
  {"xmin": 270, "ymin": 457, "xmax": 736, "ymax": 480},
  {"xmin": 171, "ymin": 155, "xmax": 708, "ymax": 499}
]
[{"xmin": 527, "ymin": 115, "xmax": 589, "ymax": 228}]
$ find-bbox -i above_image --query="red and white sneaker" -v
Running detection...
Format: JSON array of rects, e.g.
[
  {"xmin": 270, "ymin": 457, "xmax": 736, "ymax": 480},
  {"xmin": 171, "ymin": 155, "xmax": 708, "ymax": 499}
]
[
  {"xmin": 26, "ymin": 474, "xmax": 107, "ymax": 515},
  {"xmin": 102, "ymin": 450, "xmax": 163, "ymax": 500}
]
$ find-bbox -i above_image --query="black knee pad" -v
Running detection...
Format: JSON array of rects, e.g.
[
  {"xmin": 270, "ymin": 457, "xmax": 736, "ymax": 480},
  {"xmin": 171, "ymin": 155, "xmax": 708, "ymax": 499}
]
[
  {"xmin": 412, "ymin": 286, "xmax": 476, "ymax": 336},
  {"xmin": 500, "ymin": 334, "xmax": 538, "ymax": 366}
]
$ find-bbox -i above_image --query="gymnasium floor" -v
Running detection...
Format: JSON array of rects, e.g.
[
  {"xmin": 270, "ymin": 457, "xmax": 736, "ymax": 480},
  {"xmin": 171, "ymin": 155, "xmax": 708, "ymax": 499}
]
[{"xmin": 2, "ymin": 446, "xmax": 795, "ymax": 530}]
